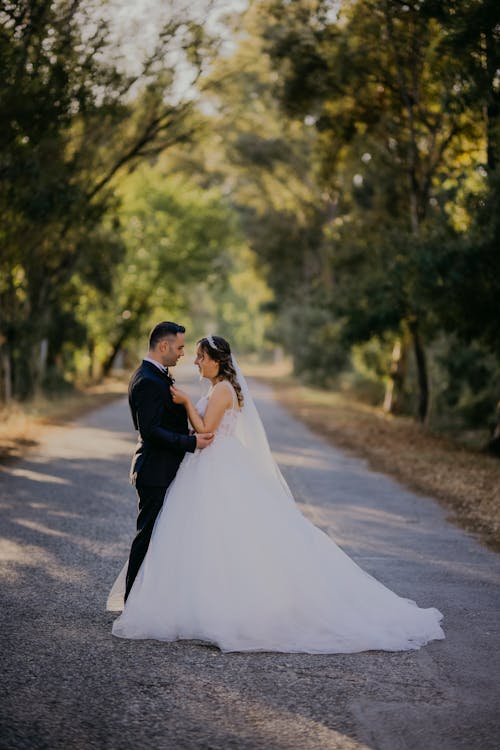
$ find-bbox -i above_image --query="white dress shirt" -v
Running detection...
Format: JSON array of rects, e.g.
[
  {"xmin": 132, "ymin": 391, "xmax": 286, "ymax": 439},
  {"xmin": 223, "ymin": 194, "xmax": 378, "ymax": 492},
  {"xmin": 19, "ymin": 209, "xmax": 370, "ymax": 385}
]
[{"xmin": 143, "ymin": 357, "xmax": 168, "ymax": 374}]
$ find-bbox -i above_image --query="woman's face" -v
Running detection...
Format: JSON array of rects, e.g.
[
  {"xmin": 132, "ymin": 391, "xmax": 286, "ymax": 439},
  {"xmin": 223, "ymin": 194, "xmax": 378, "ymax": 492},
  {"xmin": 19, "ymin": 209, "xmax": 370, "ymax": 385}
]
[{"xmin": 194, "ymin": 345, "xmax": 219, "ymax": 379}]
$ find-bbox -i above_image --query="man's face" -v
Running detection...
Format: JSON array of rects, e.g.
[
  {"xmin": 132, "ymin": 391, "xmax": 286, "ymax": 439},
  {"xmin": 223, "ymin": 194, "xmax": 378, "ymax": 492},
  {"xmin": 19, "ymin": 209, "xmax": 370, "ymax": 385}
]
[{"xmin": 159, "ymin": 333, "xmax": 185, "ymax": 367}]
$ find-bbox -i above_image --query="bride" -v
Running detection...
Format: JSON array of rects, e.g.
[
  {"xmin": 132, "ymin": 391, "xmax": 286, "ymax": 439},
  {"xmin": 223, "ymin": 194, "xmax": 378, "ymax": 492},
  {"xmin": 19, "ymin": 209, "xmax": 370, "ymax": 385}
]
[{"xmin": 108, "ymin": 335, "xmax": 444, "ymax": 653}]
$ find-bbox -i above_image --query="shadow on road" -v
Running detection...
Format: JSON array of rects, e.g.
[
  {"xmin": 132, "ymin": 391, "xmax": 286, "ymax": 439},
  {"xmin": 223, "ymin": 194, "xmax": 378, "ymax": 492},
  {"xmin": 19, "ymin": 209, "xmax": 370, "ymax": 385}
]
[{"xmin": 0, "ymin": 390, "xmax": 499, "ymax": 750}]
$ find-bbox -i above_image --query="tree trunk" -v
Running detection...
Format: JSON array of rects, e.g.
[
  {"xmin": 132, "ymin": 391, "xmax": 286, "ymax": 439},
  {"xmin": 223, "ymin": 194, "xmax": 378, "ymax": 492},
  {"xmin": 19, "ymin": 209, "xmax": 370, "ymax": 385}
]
[
  {"xmin": 487, "ymin": 401, "xmax": 500, "ymax": 457},
  {"xmin": 383, "ymin": 337, "xmax": 408, "ymax": 414},
  {"xmin": 102, "ymin": 327, "xmax": 133, "ymax": 376},
  {"xmin": 1, "ymin": 347, "xmax": 12, "ymax": 403},
  {"xmin": 485, "ymin": 30, "xmax": 499, "ymax": 172},
  {"xmin": 409, "ymin": 320, "xmax": 429, "ymax": 423},
  {"xmin": 102, "ymin": 297, "xmax": 151, "ymax": 376},
  {"xmin": 39, "ymin": 338, "xmax": 48, "ymax": 382},
  {"xmin": 87, "ymin": 340, "xmax": 96, "ymax": 381}
]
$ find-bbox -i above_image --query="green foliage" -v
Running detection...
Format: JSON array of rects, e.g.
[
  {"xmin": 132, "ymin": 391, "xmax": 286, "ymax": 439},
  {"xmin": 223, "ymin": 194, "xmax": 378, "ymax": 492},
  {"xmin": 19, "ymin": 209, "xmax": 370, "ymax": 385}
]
[
  {"xmin": 1, "ymin": 0, "xmax": 498, "ymax": 441},
  {"xmin": 74, "ymin": 164, "xmax": 245, "ymax": 375},
  {"xmin": 430, "ymin": 171, "xmax": 500, "ymax": 355},
  {"xmin": 0, "ymin": 0, "xmax": 213, "ymax": 397},
  {"xmin": 424, "ymin": 335, "xmax": 500, "ymax": 436},
  {"xmin": 187, "ymin": 245, "xmax": 274, "ymax": 356},
  {"xmin": 200, "ymin": 0, "xmax": 499, "ymax": 434},
  {"xmin": 275, "ymin": 302, "xmax": 350, "ymax": 386}
]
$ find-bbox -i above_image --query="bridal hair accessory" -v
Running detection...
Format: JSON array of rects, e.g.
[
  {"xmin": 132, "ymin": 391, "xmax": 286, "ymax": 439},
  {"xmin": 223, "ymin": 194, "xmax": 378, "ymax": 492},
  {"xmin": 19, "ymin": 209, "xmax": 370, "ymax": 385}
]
[{"xmin": 207, "ymin": 335, "xmax": 218, "ymax": 350}]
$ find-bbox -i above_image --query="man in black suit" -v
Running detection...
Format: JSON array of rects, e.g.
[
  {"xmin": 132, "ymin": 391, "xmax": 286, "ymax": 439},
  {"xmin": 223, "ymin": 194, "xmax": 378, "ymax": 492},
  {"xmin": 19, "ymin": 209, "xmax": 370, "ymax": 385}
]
[{"xmin": 125, "ymin": 321, "xmax": 213, "ymax": 601}]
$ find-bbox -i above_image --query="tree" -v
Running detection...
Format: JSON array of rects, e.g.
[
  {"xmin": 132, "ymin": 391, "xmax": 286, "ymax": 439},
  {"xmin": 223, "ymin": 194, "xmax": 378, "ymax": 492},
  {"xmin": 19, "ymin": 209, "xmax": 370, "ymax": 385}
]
[
  {"xmin": 260, "ymin": 0, "xmax": 487, "ymax": 421},
  {"xmin": 73, "ymin": 161, "xmax": 243, "ymax": 376},
  {"xmin": 192, "ymin": 6, "xmax": 343, "ymax": 373},
  {"xmin": 0, "ymin": 0, "xmax": 213, "ymax": 398}
]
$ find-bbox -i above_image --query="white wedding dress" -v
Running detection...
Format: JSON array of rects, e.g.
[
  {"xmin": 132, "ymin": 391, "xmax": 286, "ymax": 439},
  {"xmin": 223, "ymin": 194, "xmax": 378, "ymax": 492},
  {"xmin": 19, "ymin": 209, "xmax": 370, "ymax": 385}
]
[{"xmin": 109, "ymin": 382, "xmax": 444, "ymax": 653}]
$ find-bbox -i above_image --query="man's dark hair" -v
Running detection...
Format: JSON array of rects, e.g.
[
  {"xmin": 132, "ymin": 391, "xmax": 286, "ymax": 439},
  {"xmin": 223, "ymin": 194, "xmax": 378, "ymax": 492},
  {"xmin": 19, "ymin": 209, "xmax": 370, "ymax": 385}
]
[{"xmin": 149, "ymin": 321, "xmax": 185, "ymax": 350}]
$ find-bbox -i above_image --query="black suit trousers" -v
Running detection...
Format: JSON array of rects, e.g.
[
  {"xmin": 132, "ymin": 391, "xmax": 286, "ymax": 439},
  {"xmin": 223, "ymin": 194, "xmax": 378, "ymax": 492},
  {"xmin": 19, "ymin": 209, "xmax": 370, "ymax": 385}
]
[{"xmin": 124, "ymin": 483, "xmax": 167, "ymax": 601}]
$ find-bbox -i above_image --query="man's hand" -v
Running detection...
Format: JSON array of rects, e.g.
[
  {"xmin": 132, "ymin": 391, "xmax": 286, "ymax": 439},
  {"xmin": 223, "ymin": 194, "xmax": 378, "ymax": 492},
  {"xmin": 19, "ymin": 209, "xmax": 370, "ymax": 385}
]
[{"xmin": 196, "ymin": 432, "xmax": 214, "ymax": 449}]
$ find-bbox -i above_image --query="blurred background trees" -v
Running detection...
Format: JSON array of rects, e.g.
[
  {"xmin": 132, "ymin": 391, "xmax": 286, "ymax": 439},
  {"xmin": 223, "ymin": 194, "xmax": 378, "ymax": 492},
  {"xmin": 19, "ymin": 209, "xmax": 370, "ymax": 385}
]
[
  {"xmin": 1, "ymin": 0, "xmax": 498, "ymax": 449},
  {"xmin": 0, "ymin": 0, "xmax": 219, "ymax": 396}
]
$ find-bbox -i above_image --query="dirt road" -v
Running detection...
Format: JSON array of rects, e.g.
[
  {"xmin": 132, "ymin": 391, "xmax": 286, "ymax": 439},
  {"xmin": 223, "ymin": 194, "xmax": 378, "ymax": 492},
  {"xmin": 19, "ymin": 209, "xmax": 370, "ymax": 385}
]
[{"xmin": 1, "ymin": 377, "xmax": 499, "ymax": 749}]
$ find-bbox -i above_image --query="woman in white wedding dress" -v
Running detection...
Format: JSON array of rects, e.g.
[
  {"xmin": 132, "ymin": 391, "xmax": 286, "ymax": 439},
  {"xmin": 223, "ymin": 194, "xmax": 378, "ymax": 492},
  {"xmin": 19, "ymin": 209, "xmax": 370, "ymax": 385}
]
[{"xmin": 109, "ymin": 335, "xmax": 444, "ymax": 653}]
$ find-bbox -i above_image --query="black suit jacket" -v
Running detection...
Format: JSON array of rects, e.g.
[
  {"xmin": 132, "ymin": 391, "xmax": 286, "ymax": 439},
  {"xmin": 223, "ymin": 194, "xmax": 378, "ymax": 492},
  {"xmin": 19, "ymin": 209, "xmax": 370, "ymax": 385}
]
[{"xmin": 128, "ymin": 360, "xmax": 196, "ymax": 486}]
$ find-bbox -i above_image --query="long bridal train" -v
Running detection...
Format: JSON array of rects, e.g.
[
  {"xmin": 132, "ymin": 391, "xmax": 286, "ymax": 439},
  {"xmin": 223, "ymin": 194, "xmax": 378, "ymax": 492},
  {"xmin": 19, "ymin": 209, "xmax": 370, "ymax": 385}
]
[{"xmin": 109, "ymin": 384, "xmax": 444, "ymax": 654}]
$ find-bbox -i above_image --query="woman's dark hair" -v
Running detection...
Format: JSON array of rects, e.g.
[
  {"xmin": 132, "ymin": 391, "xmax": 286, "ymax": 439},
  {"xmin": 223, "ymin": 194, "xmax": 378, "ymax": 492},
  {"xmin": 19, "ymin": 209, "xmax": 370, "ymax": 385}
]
[
  {"xmin": 198, "ymin": 336, "xmax": 244, "ymax": 407},
  {"xmin": 149, "ymin": 321, "xmax": 185, "ymax": 350}
]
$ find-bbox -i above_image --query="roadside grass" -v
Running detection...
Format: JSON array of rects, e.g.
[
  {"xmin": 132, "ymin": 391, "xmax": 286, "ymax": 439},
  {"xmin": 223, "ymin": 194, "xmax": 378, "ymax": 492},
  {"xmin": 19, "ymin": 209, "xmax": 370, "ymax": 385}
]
[
  {"xmin": 251, "ymin": 366, "xmax": 500, "ymax": 553},
  {"xmin": 0, "ymin": 377, "xmax": 128, "ymax": 462}
]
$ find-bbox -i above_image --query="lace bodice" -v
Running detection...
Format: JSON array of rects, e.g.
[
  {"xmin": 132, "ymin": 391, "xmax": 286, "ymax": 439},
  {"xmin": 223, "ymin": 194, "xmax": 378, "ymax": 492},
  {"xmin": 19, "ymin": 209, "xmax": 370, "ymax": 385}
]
[{"xmin": 195, "ymin": 382, "xmax": 240, "ymax": 438}]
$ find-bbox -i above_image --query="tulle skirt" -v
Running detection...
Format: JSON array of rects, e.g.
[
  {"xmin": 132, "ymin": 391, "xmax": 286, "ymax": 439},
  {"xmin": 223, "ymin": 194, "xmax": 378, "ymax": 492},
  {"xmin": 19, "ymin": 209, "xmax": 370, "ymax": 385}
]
[{"xmin": 109, "ymin": 435, "xmax": 444, "ymax": 653}]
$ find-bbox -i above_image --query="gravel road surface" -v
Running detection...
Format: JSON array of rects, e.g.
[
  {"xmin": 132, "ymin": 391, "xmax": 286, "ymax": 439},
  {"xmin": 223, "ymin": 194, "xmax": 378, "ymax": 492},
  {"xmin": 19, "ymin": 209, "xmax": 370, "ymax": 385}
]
[{"xmin": 1, "ymin": 374, "xmax": 499, "ymax": 750}]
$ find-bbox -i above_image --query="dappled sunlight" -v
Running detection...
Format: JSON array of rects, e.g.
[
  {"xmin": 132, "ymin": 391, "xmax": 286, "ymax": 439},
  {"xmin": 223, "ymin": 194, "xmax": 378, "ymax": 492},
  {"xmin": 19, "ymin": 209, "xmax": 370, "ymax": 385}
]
[
  {"xmin": 43, "ymin": 426, "xmax": 133, "ymax": 461},
  {"xmin": 12, "ymin": 517, "xmax": 131, "ymax": 561},
  {"xmin": 0, "ymin": 379, "xmax": 498, "ymax": 750},
  {"xmin": 0, "ymin": 386, "xmax": 490, "ymax": 602},
  {"xmin": 48, "ymin": 510, "xmax": 82, "ymax": 519},
  {"xmin": 284, "ymin": 494, "xmax": 431, "ymax": 564},
  {"xmin": 273, "ymin": 449, "xmax": 333, "ymax": 471},
  {"xmin": 334, "ymin": 504, "xmax": 422, "ymax": 527},
  {"xmin": 0, "ymin": 466, "xmax": 70, "ymax": 485},
  {"xmin": 0, "ymin": 537, "xmax": 89, "ymax": 584},
  {"xmin": 284, "ymin": 477, "xmax": 500, "ymax": 586},
  {"xmin": 414, "ymin": 557, "xmax": 500, "ymax": 587},
  {"xmin": 272, "ymin": 441, "xmax": 370, "ymax": 476},
  {"xmin": 0, "ymin": 402, "xmax": 137, "ymax": 591},
  {"xmin": 14, "ymin": 518, "xmax": 72, "ymax": 538},
  {"xmin": 0, "ymin": 537, "xmax": 35, "ymax": 564},
  {"xmin": 174, "ymin": 672, "xmax": 373, "ymax": 750}
]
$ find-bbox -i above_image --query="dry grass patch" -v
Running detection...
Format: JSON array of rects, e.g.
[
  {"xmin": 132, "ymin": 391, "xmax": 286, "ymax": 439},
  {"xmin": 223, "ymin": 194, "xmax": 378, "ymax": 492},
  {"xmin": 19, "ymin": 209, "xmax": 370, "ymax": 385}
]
[{"xmin": 261, "ymin": 375, "xmax": 500, "ymax": 552}]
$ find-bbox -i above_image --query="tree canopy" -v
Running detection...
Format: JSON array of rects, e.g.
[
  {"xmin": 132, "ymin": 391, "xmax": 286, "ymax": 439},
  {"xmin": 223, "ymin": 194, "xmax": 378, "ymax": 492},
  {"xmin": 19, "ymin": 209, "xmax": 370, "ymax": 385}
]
[{"xmin": 1, "ymin": 0, "xmax": 499, "ymax": 447}]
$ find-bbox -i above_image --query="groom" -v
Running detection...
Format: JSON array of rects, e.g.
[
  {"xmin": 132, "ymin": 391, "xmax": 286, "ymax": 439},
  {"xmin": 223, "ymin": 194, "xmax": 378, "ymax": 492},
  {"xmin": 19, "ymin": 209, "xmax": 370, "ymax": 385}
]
[{"xmin": 125, "ymin": 321, "xmax": 213, "ymax": 601}]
